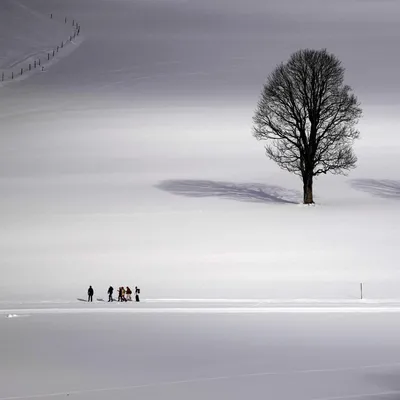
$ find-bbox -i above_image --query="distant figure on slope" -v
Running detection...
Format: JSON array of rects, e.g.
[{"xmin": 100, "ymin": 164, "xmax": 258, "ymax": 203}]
[
  {"xmin": 107, "ymin": 286, "xmax": 114, "ymax": 302},
  {"xmin": 121, "ymin": 287, "xmax": 127, "ymax": 302},
  {"xmin": 87, "ymin": 286, "xmax": 94, "ymax": 302},
  {"xmin": 126, "ymin": 286, "xmax": 132, "ymax": 301},
  {"xmin": 135, "ymin": 286, "xmax": 140, "ymax": 302},
  {"xmin": 118, "ymin": 287, "xmax": 123, "ymax": 302}
]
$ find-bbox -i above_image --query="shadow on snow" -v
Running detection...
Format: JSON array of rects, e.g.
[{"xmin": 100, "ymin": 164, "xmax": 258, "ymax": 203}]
[
  {"xmin": 350, "ymin": 179, "xmax": 400, "ymax": 200},
  {"xmin": 156, "ymin": 179, "xmax": 299, "ymax": 204}
]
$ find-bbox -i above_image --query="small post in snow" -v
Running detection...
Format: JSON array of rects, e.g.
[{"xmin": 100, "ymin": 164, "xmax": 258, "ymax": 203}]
[
  {"xmin": 11, "ymin": 72, "xmax": 14, "ymax": 79},
  {"xmin": 360, "ymin": 282, "xmax": 363, "ymax": 300},
  {"xmin": 61, "ymin": 41, "xmax": 64, "ymax": 49},
  {"xmin": 72, "ymin": 19, "xmax": 75, "ymax": 26},
  {"xmin": 1, "ymin": 72, "xmax": 4, "ymax": 81},
  {"xmin": 50, "ymin": 13, "xmax": 53, "ymax": 19},
  {"xmin": 53, "ymin": 50, "xmax": 55, "ymax": 57},
  {"xmin": 34, "ymin": 60, "xmax": 36, "ymax": 68},
  {"xmin": 48, "ymin": 53, "xmax": 50, "ymax": 61},
  {"xmin": 20, "ymin": 68, "xmax": 23, "ymax": 75},
  {"xmin": 29, "ymin": 64, "xmax": 31, "ymax": 71},
  {"xmin": 38, "ymin": 59, "xmax": 41, "ymax": 66},
  {"xmin": 65, "ymin": 17, "xmax": 67, "ymax": 24}
]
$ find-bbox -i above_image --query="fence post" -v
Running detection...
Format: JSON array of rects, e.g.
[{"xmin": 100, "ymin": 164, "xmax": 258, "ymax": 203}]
[
  {"xmin": 65, "ymin": 17, "xmax": 67, "ymax": 23},
  {"xmin": 50, "ymin": 13, "xmax": 53, "ymax": 19},
  {"xmin": 34, "ymin": 60, "xmax": 36, "ymax": 68},
  {"xmin": 61, "ymin": 41, "xmax": 63, "ymax": 48},
  {"xmin": 1, "ymin": 72, "xmax": 4, "ymax": 81},
  {"xmin": 20, "ymin": 68, "xmax": 23, "ymax": 75},
  {"xmin": 360, "ymin": 283, "xmax": 363, "ymax": 300},
  {"xmin": 29, "ymin": 64, "xmax": 31, "ymax": 71},
  {"xmin": 12, "ymin": 72, "xmax": 14, "ymax": 79},
  {"xmin": 48, "ymin": 53, "xmax": 50, "ymax": 60},
  {"xmin": 38, "ymin": 59, "xmax": 41, "ymax": 66},
  {"xmin": 53, "ymin": 50, "xmax": 55, "ymax": 56}
]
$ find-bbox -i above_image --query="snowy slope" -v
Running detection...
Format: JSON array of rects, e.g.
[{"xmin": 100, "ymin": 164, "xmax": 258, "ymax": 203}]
[
  {"xmin": 0, "ymin": 0, "xmax": 400, "ymax": 302},
  {"xmin": 0, "ymin": 0, "xmax": 80, "ymax": 82}
]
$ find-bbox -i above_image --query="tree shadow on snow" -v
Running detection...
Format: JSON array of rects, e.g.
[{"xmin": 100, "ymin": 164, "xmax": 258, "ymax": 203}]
[
  {"xmin": 350, "ymin": 179, "xmax": 400, "ymax": 200},
  {"xmin": 156, "ymin": 180, "xmax": 299, "ymax": 204}
]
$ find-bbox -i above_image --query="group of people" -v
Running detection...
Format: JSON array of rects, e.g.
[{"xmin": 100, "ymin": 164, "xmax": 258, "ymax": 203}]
[
  {"xmin": 86, "ymin": 285, "xmax": 141, "ymax": 302},
  {"xmin": 108, "ymin": 286, "xmax": 141, "ymax": 302}
]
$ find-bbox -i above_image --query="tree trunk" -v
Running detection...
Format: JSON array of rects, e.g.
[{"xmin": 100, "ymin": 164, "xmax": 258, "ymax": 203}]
[{"xmin": 303, "ymin": 173, "xmax": 314, "ymax": 204}]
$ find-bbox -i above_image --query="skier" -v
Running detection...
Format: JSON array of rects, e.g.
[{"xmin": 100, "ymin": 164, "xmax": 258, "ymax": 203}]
[
  {"xmin": 107, "ymin": 286, "xmax": 114, "ymax": 302},
  {"xmin": 135, "ymin": 286, "xmax": 140, "ymax": 302},
  {"xmin": 126, "ymin": 286, "xmax": 132, "ymax": 301},
  {"xmin": 118, "ymin": 287, "xmax": 123, "ymax": 302},
  {"xmin": 87, "ymin": 286, "xmax": 94, "ymax": 302}
]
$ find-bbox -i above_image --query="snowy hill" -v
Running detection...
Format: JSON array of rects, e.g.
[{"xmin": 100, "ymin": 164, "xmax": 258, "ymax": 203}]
[
  {"xmin": 3, "ymin": 2, "xmax": 400, "ymax": 400},
  {"xmin": 0, "ymin": 0, "xmax": 400, "ymax": 302},
  {"xmin": 0, "ymin": 0, "xmax": 79, "ymax": 82}
]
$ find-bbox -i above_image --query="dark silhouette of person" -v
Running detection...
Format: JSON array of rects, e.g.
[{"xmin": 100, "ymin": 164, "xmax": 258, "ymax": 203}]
[
  {"xmin": 118, "ymin": 287, "xmax": 123, "ymax": 302},
  {"xmin": 88, "ymin": 286, "xmax": 94, "ymax": 302},
  {"xmin": 107, "ymin": 286, "xmax": 114, "ymax": 302},
  {"xmin": 135, "ymin": 286, "xmax": 140, "ymax": 302},
  {"xmin": 126, "ymin": 286, "xmax": 132, "ymax": 301},
  {"xmin": 121, "ymin": 287, "xmax": 127, "ymax": 302}
]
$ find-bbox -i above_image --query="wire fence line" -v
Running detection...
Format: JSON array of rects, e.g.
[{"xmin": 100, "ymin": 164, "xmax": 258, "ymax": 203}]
[{"xmin": 0, "ymin": 13, "xmax": 81, "ymax": 83}]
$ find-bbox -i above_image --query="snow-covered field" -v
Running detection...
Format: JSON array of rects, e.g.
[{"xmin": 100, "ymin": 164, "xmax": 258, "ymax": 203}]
[
  {"xmin": 3, "ymin": 308, "xmax": 400, "ymax": 400},
  {"xmin": 0, "ymin": 0, "xmax": 400, "ymax": 301},
  {"xmin": 1, "ymin": 0, "xmax": 400, "ymax": 398}
]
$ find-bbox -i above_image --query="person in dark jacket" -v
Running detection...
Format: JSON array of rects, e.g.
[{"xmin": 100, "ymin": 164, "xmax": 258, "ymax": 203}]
[
  {"xmin": 88, "ymin": 286, "xmax": 94, "ymax": 302},
  {"xmin": 121, "ymin": 287, "xmax": 127, "ymax": 302},
  {"xmin": 126, "ymin": 286, "xmax": 132, "ymax": 301},
  {"xmin": 107, "ymin": 286, "xmax": 114, "ymax": 302},
  {"xmin": 135, "ymin": 286, "xmax": 140, "ymax": 302},
  {"xmin": 118, "ymin": 287, "xmax": 123, "ymax": 302}
]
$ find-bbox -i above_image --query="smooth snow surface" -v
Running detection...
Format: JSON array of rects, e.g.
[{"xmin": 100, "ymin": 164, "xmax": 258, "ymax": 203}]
[
  {"xmin": 1, "ymin": 0, "xmax": 400, "ymax": 302},
  {"xmin": 2, "ymin": 309, "xmax": 400, "ymax": 399}
]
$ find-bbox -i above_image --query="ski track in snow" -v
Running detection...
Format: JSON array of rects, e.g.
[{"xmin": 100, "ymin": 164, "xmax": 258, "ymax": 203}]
[
  {"xmin": 4, "ymin": 307, "xmax": 400, "ymax": 315},
  {"xmin": 4, "ymin": 298, "xmax": 400, "ymax": 315},
  {"xmin": 1, "ymin": 362, "xmax": 400, "ymax": 400},
  {"xmin": 0, "ymin": 0, "xmax": 84, "ymax": 86}
]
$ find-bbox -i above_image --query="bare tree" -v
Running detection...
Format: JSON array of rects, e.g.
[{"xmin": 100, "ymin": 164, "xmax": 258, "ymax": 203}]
[{"xmin": 253, "ymin": 49, "xmax": 362, "ymax": 204}]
